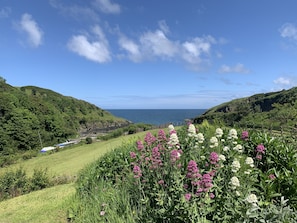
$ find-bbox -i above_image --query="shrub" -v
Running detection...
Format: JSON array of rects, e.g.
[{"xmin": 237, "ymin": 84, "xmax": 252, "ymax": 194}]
[
  {"xmin": 85, "ymin": 137, "xmax": 93, "ymax": 144},
  {"xmin": 73, "ymin": 124, "xmax": 297, "ymax": 222}
]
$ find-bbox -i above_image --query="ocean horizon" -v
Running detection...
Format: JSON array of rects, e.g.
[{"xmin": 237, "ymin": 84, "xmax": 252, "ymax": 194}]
[{"xmin": 107, "ymin": 109, "xmax": 207, "ymax": 126}]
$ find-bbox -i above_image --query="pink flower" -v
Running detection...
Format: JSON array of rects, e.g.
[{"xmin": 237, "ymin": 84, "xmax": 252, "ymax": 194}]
[
  {"xmin": 269, "ymin": 174, "xmax": 276, "ymax": 180},
  {"xmin": 100, "ymin": 211, "xmax": 105, "ymax": 216},
  {"xmin": 186, "ymin": 160, "xmax": 201, "ymax": 180},
  {"xmin": 170, "ymin": 149, "xmax": 181, "ymax": 163},
  {"xmin": 256, "ymin": 144, "xmax": 265, "ymax": 154},
  {"xmin": 144, "ymin": 132, "xmax": 156, "ymax": 145},
  {"xmin": 158, "ymin": 129, "xmax": 167, "ymax": 141},
  {"xmin": 209, "ymin": 193, "xmax": 215, "ymax": 199},
  {"xmin": 158, "ymin": 180, "xmax": 165, "ymax": 185},
  {"xmin": 133, "ymin": 165, "xmax": 142, "ymax": 178},
  {"xmin": 130, "ymin": 151, "xmax": 136, "ymax": 159},
  {"xmin": 241, "ymin": 131, "xmax": 249, "ymax": 140},
  {"xmin": 136, "ymin": 140, "xmax": 144, "ymax": 151},
  {"xmin": 256, "ymin": 154, "xmax": 262, "ymax": 160},
  {"xmin": 184, "ymin": 193, "xmax": 192, "ymax": 201},
  {"xmin": 209, "ymin": 152, "xmax": 219, "ymax": 164}
]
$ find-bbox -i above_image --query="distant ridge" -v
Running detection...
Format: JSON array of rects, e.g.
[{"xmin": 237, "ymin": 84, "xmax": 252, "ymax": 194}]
[{"xmin": 193, "ymin": 87, "xmax": 297, "ymax": 130}]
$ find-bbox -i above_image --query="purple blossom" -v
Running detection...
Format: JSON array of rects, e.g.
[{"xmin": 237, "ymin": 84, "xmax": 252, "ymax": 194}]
[
  {"xmin": 170, "ymin": 149, "xmax": 182, "ymax": 163},
  {"xmin": 186, "ymin": 160, "xmax": 201, "ymax": 179},
  {"xmin": 136, "ymin": 140, "xmax": 144, "ymax": 151},
  {"xmin": 209, "ymin": 193, "xmax": 215, "ymax": 199},
  {"xmin": 144, "ymin": 132, "xmax": 156, "ymax": 145},
  {"xmin": 269, "ymin": 174, "xmax": 276, "ymax": 180},
  {"xmin": 151, "ymin": 146, "xmax": 162, "ymax": 169},
  {"xmin": 184, "ymin": 193, "xmax": 192, "ymax": 201},
  {"xmin": 256, "ymin": 144, "xmax": 265, "ymax": 154},
  {"xmin": 256, "ymin": 154, "xmax": 262, "ymax": 160},
  {"xmin": 133, "ymin": 165, "xmax": 142, "ymax": 178},
  {"xmin": 158, "ymin": 180, "xmax": 165, "ymax": 185},
  {"xmin": 209, "ymin": 152, "xmax": 219, "ymax": 164},
  {"xmin": 241, "ymin": 131, "xmax": 249, "ymax": 140},
  {"xmin": 130, "ymin": 151, "xmax": 136, "ymax": 159},
  {"xmin": 157, "ymin": 129, "xmax": 167, "ymax": 142}
]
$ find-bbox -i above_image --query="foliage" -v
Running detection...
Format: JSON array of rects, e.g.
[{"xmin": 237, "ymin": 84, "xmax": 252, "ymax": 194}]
[
  {"xmin": 194, "ymin": 87, "xmax": 297, "ymax": 132},
  {"xmin": 85, "ymin": 137, "xmax": 93, "ymax": 144},
  {"xmin": 72, "ymin": 124, "xmax": 297, "ymax": 222},
  {"xmin": 0, "ymin": 81, "xmax": 129, "ymax": 166}
]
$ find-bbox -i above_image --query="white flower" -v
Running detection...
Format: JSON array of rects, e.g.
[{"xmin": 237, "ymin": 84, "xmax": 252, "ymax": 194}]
[
  {"xmin": 244, "ymin": 170, "xmax": 252, "ymax": 175},
  {"xmin": 197, "ymin": 133, "xmax": 204, "ymax": 143},
  {"xmin": 228, "ymin": 129, "xmax": 238, "ymax": 139},
  {"xmin": 168, "ymin": 124, "xmax": 175, "ymax": 131},
  {"xmin": 235, "ymin": 191, "xmax": 241, "ymax": 196},
  {"xmin": 200, "ymin": 155, "xmax": 206, "ymax": 160},
  {"xmin": 231, "ymin": 159, "xmax": 241, "ymax": 172},
  {"xmin": 168, "ymin": 133, "xmax": 179, "ymax": 148},
  {"xmin": 215, "ymin": 128, "xmax": 224, "ymax": 138},
  {"xmin": 233, "ymin": 144, "xmax": 243, "ymax": 153},
  {"xmin": 245, "ymin": 157, "xmax": 254, "ymax": 168},
  {"xmin": 245, "ymin": 194, "xmax": 258, "ymax": 205},
  {"xmin": 223, "ymin": 146, "xmax": 229, "ymax": 152},
  {"xmin": 210, "ymin": 136, "xmax": 218, "ymax": 147},
  {"xmin": 188, "ymin": 124, "xmax": 196, "ymax": 136},
  {"xmin": 230, "ymin": 176, "xmax": 240, "ymax": 189},
  {"xmin": 218, "ymin": 154, "xmax": 226, "ymax": 162}
]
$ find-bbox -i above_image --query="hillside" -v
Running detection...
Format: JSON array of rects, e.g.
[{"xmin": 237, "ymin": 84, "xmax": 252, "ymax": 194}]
[
  {"xmin": 0, "ymin": 80, "xmax": 130, "ymax": 165},
  {"xmin": 193, "ymin": 87, "xmax": 297, "ymax": 130}
]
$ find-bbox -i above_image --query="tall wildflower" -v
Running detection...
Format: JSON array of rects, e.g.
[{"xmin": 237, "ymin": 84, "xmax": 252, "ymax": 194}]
[
  {"xmin": 186, "ymin": 160, "xmax": 201, "ymax": 180},
  {"xmin": 209, "ymin": 152, "xmax": 219, "ymax": 165},
  {"xmin": 188, "ymin": 124, "xmax": 196, "ymax": 137},
  {"xmin": 215, "ymin": 128, "xmax": 223, "ymax": 138},
  {"xmin": 197, "ymin": 133, "xmax": 205, "ymax": 144},
  {"xmin": 133, "ymin": 165, "xmax": 142, "ymax": 178},
  {"xmin": 255, "ymin": 144, "xmax": 265, "ymax": 160},
  {"xmin": 144, "ymin": 132, "xmax": 156, "ymax": 145},
  {"xmin": 170, "ymin": 149, "xmax": 182, "ymax": 164},
  {"xmin": 210, "ymin": 137, "xmax": 218, "ymax": 148},
  {"xmin": 157, "ymin": 129, "xmax": 167, "ymax": 142},
  {"xmin": 168, "ymin": 132, "xmax": 180, "ymax": 148},
  {"xmin": 241, "ymin": 131, "xmax": 249, "ymax": 141},
  {"xmin": 151, "ymin": 146, "xmax": 162, "ymax": 169},
  {"xmin": 228, "ymin": 129, "xmax": 238, "ymax": 139},
  {"xmin": 136, "ymin": 140, "xmax": 144, "ymax": 151},
  {"xmin": 231, "ymin": 159, "xmax": 241, "ymax": 172},
  {"xmin": 230, "ymin": 176, "xmax": 240, "ymax": 189}
]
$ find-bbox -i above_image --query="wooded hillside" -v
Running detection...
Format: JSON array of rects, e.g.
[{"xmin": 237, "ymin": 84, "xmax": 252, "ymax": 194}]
[
  {"xmin": 194, "ymin": 87, "xmax": 297, "ymax": 131},
  {"xmin": 0, "ymin": 79, "xmax": 129, "ymax": 165}
]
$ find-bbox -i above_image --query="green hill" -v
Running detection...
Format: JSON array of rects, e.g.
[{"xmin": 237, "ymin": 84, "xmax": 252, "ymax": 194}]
[
  {"xmin": 0, "ymin": 79, "xmax": 130, "ymax": 166},
  {"xmin": 193, "ymin": 87, "xmax": 297, "ymax": 130}
]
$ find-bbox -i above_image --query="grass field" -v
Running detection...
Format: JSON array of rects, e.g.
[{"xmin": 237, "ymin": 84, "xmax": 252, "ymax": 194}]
[{"xmin": 0, "ymin": 131, "xmax": 155, "ymax": 223}]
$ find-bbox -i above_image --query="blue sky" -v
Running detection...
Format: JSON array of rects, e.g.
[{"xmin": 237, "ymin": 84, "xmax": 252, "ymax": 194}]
[{"xmin": 1, "ymin": 0, "xmax": 297, "ymax": 109}]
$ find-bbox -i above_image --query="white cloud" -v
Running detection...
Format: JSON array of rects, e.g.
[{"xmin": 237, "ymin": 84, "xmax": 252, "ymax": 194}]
[
  {"xmin": 0, "ymin": 7, "xmax": 11, "ymax": 18},
  {"xmin": 273, "ymin": 76, "xmax": 296, "ymax": 88},
  {"xmin": 140, "ymin": 30, "xmax": 179, "ymax": 59},
  {"xmin": 118, "ymin": 36, "xmax": 141, "ymax": 62},
  {"xmin": 182, "ymin": 36, "xmax": 215, "ymax": 64},
  {"xmin": 67, "ymin": 25, "xmax": 111, "ymax": 63},
  {"xmin": 17, "ymin": 13, "xmax": 43, "ymax": 47},
  {"xmin": 279, "ymin": 23, "xmax": 297, "ymax": 42},
  {"xmin": 218, "ymin": 63, "xmax": 250, "ymax": 74},
  {"xmin": 93, "ymin": 0, "xmax": 121, "ymax": 14},
  {"xmin": 118, "ymin": 22, "xmax": 217, "ymax": 69}
]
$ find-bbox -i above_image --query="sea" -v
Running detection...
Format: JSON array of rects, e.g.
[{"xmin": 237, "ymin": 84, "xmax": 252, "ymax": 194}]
[{"xmin": 107, "ymin": 109, "xmax": 207, "ymax": 126}]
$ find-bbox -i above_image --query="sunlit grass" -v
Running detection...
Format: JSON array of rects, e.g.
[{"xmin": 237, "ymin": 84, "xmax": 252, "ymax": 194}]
[{"xmin": 0, "ymin": 183, "xmax": 75, "ymax": 223}]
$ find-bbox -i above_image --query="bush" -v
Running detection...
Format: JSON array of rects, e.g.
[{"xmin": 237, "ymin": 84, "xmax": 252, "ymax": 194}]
[
  {"xmin": 85, "ymin": 137, "xmax": 93, "ymax": 144},
  {"xmin": 72, "ymin": 124, "xmax": 297, "ymax": 222}
]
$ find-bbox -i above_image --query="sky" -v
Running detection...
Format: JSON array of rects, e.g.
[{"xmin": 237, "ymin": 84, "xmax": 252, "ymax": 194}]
[{"xmin": 1, "ymin": 0, "xmax": 297, "ymax": 109}]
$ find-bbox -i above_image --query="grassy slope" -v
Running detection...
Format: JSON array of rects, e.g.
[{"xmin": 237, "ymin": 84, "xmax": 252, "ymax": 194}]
[{"xmin": 0, "ymin": 131, "xmax": 155, "ymax": 223}]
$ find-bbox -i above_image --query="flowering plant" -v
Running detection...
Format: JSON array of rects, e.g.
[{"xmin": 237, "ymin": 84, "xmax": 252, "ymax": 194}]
[{"xmin": 126, "ymin": 123, "xmax": 297, "ymax": 222}]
